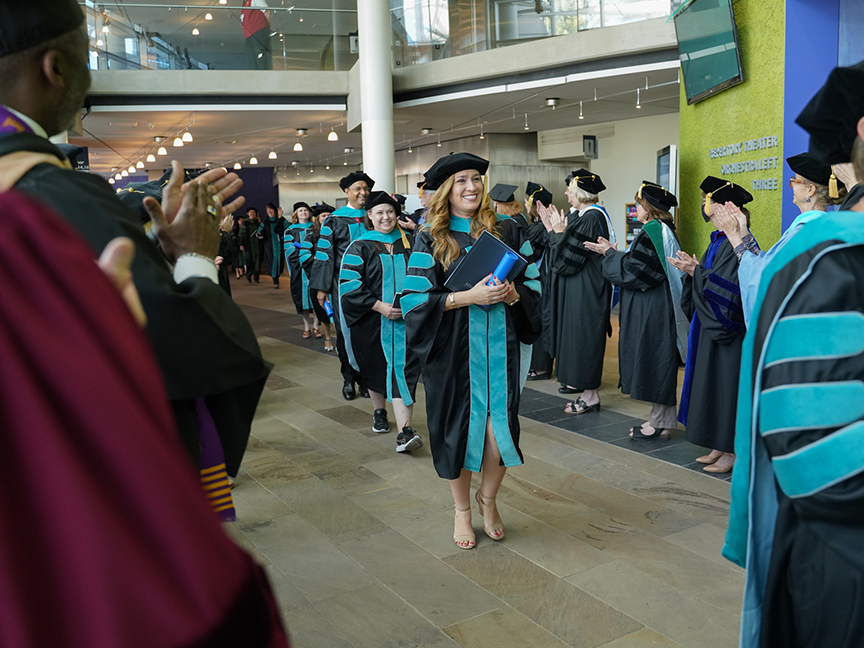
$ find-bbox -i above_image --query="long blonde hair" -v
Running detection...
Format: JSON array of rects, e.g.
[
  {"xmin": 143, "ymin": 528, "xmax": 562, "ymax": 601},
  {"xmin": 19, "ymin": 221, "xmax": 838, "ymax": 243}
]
[{"xmin": 425, "ymin": 174, "xmax": 499, "ymax": 269}]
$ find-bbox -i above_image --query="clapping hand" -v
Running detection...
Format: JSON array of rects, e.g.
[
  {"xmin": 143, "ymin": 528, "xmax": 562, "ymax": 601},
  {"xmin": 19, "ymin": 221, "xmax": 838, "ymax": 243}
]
[
  {"xmin": 667, "ymin": 249, "xmax": 700, "ymax": 276},
  {"xmin": 584, "ymin": 236, "xmax": 616, "ymax": 255},
  {"xmin": 711, "ymin": 201, "xmax": 748, "ymax": 245}
]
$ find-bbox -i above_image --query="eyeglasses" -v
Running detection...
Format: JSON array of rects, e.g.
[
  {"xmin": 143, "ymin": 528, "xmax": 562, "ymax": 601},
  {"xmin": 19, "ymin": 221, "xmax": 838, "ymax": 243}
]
[{"xmin": 789, "ymin": 177, "xmax": 807, "ymax": 188}]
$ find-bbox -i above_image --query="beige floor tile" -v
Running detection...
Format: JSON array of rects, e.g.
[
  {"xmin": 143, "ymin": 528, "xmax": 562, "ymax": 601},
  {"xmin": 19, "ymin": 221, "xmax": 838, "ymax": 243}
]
[
  {"xmin": 338, "ymin": 529, "xmax": 504, "ymax": 628},
  {"xmin": 445, "ymin": 544, "xmax": 642, "ymax": 648},
  {"xmin": 567, "ymin": 560, "xmax": 740, "ymax": 648},
  {"xmin": 280, "ymin": 603, "xmax": 355, "ymax": 648},
  {"xmin": 314, "ymin": 583, "xmax": 460, "ymax": 648},
  {"xmin": 239, "ymin": 514, "xmax": 375, "ymax": 603},
  {"xmin": 229, "ymin": 476, "xmax": 294, "ymax": 524},
  {"xmin": 444, "ymin": 607, "xmax": 571, "ymax": 648},
  {"xmin": 596, "ymin": 628, "xmax": 682, "ymax": 647},
  {"xmin": 663, "ymin": 524, "xmax": 744, "ymax": 572}
]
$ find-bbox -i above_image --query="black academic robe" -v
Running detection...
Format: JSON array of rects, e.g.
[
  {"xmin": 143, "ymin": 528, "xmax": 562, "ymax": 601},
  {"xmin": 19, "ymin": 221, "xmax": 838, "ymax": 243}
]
[
  {"xmin": 238, "ymin": 218, "xmax": 262, "ymax": 277},
  {"xmin": 285, "ymin": 222, "xmax": 314, "ymax": 313},
  {"xmin": 260, "ymin": 216, "xmax": 286, "ymax": 279},
  {"xmin": 548, "ymin": 205, "xmax": 612, "ymax": 390},
  {"xmin": 217, "ymin": 230, "xmax": 234, "ymax": 297},
  {"xmin": 0, "ymin": 133, "xmax": 270, "ymax": 476},
  {"xmin": 602, "ymin": 224, "xmax": 679, "ymax": 406},
  {"xmin": 719, "ymin": 212, "xmax": 864, "ymax": 648},
  {"xmin": 679, "ymin": 231, "xmax": 745, "ymax": 453},
  {"xmin": 339, "ymin": 231, "xmax": 420, "ymax": 403},
  {"xmin": 839, "ymin": 183, "xmax": 864, "ymax": 211},
  {"xmin": 298, "ymin": 228, "xmax": 331, "ymax": 324},
  {"xmin": 403, "ymin": 216, "xmax": 541, "ymax": 479}
]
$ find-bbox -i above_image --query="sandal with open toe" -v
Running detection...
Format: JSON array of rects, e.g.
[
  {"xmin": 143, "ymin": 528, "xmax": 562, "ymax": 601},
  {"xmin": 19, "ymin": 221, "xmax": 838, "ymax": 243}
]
[
  {"xmin": 629, "ymin": 425, "xmax": 670, "ymax": 440},
  {"xmin": 564, "ymin": 398, "xmax": 600, "ymax": 415},
  {"xmin": 302, "ymin": 330, "xmax": 311, "ymax": 339},
  {"xmin": 453, "ymin": 507, "xmax": 476, "ymax": 550},
  {"xmin": 324, "ymin": 338, "xmax": 334, "ymax": 352},
  {"xmin": 475, "ymin": 491, "xmax": 505, "ymax": 541},
  {"xmin": 313, "ymin": 327, "xmax": 322, "ymax": 338}
]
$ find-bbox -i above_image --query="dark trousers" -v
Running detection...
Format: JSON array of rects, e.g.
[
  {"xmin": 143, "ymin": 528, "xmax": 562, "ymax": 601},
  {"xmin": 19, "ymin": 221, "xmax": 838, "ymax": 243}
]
[{"xmin": 245, "ymin": 28, "xmax": 273, "ymax": 70}]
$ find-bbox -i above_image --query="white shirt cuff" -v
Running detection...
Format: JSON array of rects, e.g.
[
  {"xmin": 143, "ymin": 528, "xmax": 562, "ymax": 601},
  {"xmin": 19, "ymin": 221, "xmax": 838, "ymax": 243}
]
[{"xmin": 173, "ymin": 253, "xmax": 219, "ymax": 285}]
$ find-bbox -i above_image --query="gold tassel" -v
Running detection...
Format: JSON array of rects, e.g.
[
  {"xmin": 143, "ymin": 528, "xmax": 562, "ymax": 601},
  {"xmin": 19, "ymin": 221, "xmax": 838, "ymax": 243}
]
[
  {"xmin": 637, "ymin": 183, "xmax": 645, "ymax": 200},
  {"xmin": 705, "ymin": 192, "xmax": 714, "ymax": 215},
  {"xmin": 398, "ymin": 225, "xmax": 411, "ymax": 250},
  {"xmin": 829, "ymin": 173, "xmax": 839, "ymax": 199},
  {"xmin": 417, "ymin": 182, "xmax": 426, "ymax": 199}
]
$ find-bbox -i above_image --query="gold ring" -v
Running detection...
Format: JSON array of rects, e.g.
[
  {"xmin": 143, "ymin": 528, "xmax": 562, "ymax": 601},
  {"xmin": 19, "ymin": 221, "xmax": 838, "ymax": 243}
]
[{"xmin": 206, "ymin": 205, "xmax": 218, "ymax": 216}]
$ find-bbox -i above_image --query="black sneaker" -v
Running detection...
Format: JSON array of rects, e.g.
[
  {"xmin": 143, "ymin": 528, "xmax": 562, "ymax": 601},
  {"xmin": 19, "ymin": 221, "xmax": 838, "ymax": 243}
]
[
  {"xmin": 372, "ymin": 409, "xmax": 390, "ymax": 433},
  {"xmin": 396, "ymin": 426, "xmax": 423, "ymax": 453}
]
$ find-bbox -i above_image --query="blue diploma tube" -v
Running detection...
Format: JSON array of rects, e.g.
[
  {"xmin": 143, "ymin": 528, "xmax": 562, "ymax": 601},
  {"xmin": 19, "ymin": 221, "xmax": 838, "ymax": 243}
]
[
  {"xmin": 323, "ymin": 298, "xmax": 334, "ymax": 317},
  {"xmin": 487, "ymin": 251, "xmax": 519, "ymax": 286}
]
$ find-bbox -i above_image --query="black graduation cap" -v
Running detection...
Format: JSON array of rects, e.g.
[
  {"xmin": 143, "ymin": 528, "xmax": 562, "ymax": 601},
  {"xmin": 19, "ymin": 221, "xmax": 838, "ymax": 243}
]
[
  {"xmin": 339, "ymin": 171, "xmax": 375, "ymax": 191},
  {"xmin": 364, "ymin": 191, "xmax": 401, "ymax": 214},
  {"xmin": 293, "ymin": 201, "xmax": 311, "ymax": 212},
  {"xmin": 489, "ymin": 183, "xmax": 517, "ymax": 203},
  {"xmin": 569, "ymin": 168, "xmax": 606, "ymax": 194},
  {"xmin": 796, "ymin": 60, "xmax": 864, "ymax": 165},
  {"xmin": 0, "ymin": 0, "xmax": 84, "ymax": 57},
  {"xmin": 422, "ymin": 152, "xmax": 490, "ymax": 192},
  {"xmin": 394, "ymin": 193, "xmax": 407, "ymax": 206},
  {"xmin": 525, "ymin": 181, "xmax": 552, "ymax": 208},
  {"xmin": 637, "ymin": 181, "xmax": 678, "ymax": 212},
  {"xmin": 786, "ymin": 152, "xmax": 844, "ymax": 198},
  {"xmin": 564, "ymin": 172, "xmax": 574, "ymax": 187},
  {"xmin": 700, "ymin": 176, "xmax": 753, "ymax": 216},
  {"xmin": 312, "ymin": 203, "xmax": 335, "ymax": 217},
  {"xmin": 115, "ymin": 167, "xmax": 195, "ymax": 225}
]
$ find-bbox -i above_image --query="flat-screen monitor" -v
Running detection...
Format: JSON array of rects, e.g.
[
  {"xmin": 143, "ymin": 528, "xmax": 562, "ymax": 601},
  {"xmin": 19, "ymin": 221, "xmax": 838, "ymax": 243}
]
[{"xmin": 674, "ymin": 0, "xmax": 744, "ymax": 104}]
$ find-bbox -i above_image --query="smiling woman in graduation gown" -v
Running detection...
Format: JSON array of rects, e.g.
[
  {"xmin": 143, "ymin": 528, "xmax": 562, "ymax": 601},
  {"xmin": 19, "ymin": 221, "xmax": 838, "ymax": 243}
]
[{"xmin": 402, "ymin": 152, "xmax": 541, "ymax": 550}]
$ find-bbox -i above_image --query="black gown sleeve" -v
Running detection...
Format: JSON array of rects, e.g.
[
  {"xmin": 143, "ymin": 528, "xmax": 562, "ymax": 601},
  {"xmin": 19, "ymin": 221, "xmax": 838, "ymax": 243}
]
[
  {"xmin": 601, "ymin": 231, "xmax": 666, "ymax": 290},
  {"xmin": 498, "ymin": 218, "xmax": 542, "ymax": 345},
  {"xmin": 310, "ymin": 217, "xmax": 346, "ymax": 293},
  {"xmin": 549, "ymin": 208, "xmax": 608, "ymax": 277},
  {"xmin": 402, "ymin": 231, "xmax": 451, "ymax": 365},
  {"xmin": 691, "ymin": 240, "xmax": 745, "ymax": 343}
]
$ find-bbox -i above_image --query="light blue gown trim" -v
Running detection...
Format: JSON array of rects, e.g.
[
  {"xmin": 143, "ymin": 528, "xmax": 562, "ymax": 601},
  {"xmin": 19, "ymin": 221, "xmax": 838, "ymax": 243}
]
[
  {"xmin": 759, "ymin": 381, "xmax": 864, "ymax": 436},
  {"xmin": 773, "ymin": 421, "xmax": 864, "ymax": 498},
  {"xmin": 764, "ymin": 312, "xmax": 864, "ymax": 367}
]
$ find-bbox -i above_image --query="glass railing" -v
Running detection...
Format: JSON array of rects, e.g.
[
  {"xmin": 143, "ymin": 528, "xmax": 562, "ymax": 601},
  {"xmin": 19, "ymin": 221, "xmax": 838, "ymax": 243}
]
[
  {"xmin": 83, "ymin": 0, "xmax": 359, "ymax": 71},
  {"xmin": 390, "ymin": 0, "xmax": 673, "ymax": 67},
  {"xmin": 82, "ymin": 0, "xmax": 671, "ymax": 73}
]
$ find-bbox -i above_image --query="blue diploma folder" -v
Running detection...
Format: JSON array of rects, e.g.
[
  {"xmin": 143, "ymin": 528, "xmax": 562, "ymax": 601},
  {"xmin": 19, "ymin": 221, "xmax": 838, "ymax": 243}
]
[{"xmin": 444, "ymin": 230, "xmax": 528, "ymax": 309}]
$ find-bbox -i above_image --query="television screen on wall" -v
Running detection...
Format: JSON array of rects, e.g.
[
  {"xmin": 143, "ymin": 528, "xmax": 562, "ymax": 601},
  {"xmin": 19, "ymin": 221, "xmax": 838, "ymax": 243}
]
[{"xmin": 674, "ymin": 0, "xmax": 744, "ymax": 104}]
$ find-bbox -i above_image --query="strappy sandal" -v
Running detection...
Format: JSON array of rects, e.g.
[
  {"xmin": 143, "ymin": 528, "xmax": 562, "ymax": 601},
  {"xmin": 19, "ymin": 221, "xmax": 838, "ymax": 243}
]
[
  {"xmin": 453, "ymin": 507, "xmax": 476, "ymax": 550},
  {"xmin": 302, "ymin": 330, "xmax": 311, "ymax": 339},
  {"xmin": 475, "ymin": 491, "xmax": 505, "ymax": 541},
  {"xmin": 564, "ymin": 398, "xmax": 600, "ymax": 415},
  {"xmin": 324, "ymin": 338, "xmax": 334, "ymax": 352},
  {"xmin": 629, "ymin": 425, "xmax": 671, "ymax": 440},
  {"xmin": 313, "ymin": 327, "xmax": 322, "ymax": 338}
]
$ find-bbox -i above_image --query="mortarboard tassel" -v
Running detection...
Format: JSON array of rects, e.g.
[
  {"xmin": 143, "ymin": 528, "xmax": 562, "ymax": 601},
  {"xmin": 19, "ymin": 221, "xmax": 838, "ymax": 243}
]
[{"xmin": 829, "ymin": 173, "xmax": 839, "ymax": 199}]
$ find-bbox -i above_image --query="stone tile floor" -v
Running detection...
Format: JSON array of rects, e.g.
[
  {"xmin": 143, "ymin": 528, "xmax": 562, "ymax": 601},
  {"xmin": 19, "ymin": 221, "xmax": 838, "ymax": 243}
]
[{"xmin": 227, "ymin": 277, "xmax": 742, "ymax": 648}]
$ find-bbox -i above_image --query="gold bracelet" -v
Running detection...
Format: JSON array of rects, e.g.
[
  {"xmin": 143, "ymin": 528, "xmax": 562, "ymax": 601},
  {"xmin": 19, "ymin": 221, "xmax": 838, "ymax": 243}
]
[
  {"xmin": 449, "ymin": 292, "xmax": 457, "ymax": 308},
  {"xmin": 507, "ymin": 296, "xmax": 521, "ymax": 306}
]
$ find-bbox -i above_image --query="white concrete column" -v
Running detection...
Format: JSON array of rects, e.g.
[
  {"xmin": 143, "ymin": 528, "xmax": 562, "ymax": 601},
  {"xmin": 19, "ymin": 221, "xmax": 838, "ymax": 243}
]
[{"xmin": 357, "ymin": 0, "xmax": 395, "ymax": 193}]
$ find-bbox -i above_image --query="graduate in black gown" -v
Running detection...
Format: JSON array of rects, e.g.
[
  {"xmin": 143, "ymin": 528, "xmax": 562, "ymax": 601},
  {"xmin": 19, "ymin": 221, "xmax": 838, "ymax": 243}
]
[
  {"xmin": 403, "ymin": 153, "xmax": 541, "ymax": 550},
  {"xmin": 724, "ymin": 59, "xmax": 864, "ymax": 648},
  {"xmin": 340, "ymin": 192, "xmax": 423, "ymax": 453},
  {"xmin": 285, "ymin": 201, "xmax": 322, "ymax": 338},
  {"xmin": 523, "ymin": 181, "xmax": 555, "ymax": 380},
  {"xmin": 299, "ymin": 204, "xmax": 335, "ymax": 350},
  {"xmin": 537, "ymin": 169, "xmax": 616, "ymax": 413},
  {"xmin": 585, "ymin": 182, "xmax": 688, "ymax": 439},
  {"xmin": 260, "ymin": 203, "xmax": 286, "ymax": 288},
  {"xmin": 669, "ymin": 177, "xmax": 753, "ymax": 474}
]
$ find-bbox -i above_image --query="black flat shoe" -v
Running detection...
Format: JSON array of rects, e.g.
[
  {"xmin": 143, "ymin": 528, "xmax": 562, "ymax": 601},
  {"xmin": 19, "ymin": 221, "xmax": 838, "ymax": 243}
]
[
  {"xmin": 342, "ymin": 381, "xmax": 356, "ymax": 401},
  {"xmin": 527, "ymin": 371, "xmax": 551, "ymax": 381},
  {"xmin": 558, "ymin": 385, "xmax": 581, "ymax": 394},
  {"xmin": 629, "ymin": 425, "xmax": 670, "ymax": 440},
  {"xmin": 564, "ymin": 398, "xmax": 600, "ymax": 414},
  {"xmin": 359, "ymin": 386, "xmax": 370, "ymax": 398}
]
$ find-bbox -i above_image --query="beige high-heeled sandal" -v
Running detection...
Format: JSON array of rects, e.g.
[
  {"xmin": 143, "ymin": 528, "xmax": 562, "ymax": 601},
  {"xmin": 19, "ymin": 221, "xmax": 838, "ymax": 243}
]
[
  {"xmin": 453, "ymin": 507, "xmax": 476, "ymax": 550},
  {"xmin": 475, "ymin": 491, "xmax": 505, "ymax": 540}
]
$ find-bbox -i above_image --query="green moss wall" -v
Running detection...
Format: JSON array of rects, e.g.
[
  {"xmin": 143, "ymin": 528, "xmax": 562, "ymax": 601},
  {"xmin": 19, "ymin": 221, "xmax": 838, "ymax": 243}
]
[{"xmin": 678, "ymin": 0, "xmax": 785, "ymax": 256}]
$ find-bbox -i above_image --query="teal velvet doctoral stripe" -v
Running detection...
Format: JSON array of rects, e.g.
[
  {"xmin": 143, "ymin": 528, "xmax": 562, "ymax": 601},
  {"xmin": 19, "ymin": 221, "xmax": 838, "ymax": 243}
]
[
  {"xmin": 317, "ymin": 238, "xmax": 332, "ymax": 250},
  {"xmin": 348, "ymin": 220, "xmax": 363, "ymax": 241},
  {"xmin": 764, "ymin": 312, "xmax": 864, "ymax": 366},
  {"xmin": 759, "ymin": 381, "xmax": 864, "ymax": 436},
  {"xmin": 524, "ymin": 279, "xmax": 541, "ymax": 295},
  {"xmin": 401, "ymin": 275, "xmax": 432, "ymax": 293},
  {"xmin": 772, "ymin": 421, "xmax": 864, "ymax": 498},
  {"xmin": 465, "ymin": 306, "xmax": 489, "ymax": 472},
  {"xmin": 360, "ymin": 229, "xmax": 401, "ymax": 244},
  {"xmin": 408, "ymin": 252, "xmax": 435, "ymax": 269},
  {"xmin": 320, "ymin": 226, "xmax": 332, "ymax": 236},
  {"xmin": 520, "ymin": 240, "xmax": 534, "ymax": 257},
  {"xmin": 301, "ymin": 268, "xmax": 310, "ymax": 309},
  {"xmin": 392, "ymin": 252, "xmax": 412, "ymax": 404},
  {"xmin": 339, "ymin": 268, "xmax": 362, "ymax": 281},
  {"xmin": 525, "ymin": 263, "xmax": 540, "ymax": 279},
  {"xmin": 342, "ymin": 253, "xmax": 364, "ymax": 267},
  {"xmin": 381, "ymin": 253, "xmax": 396, "ymax": 401},
  {"xmin": 488, "ymin": 304, "xmax": 521, "ymax": 467},
  {"xmin": 314, "ymin": 251, "xmax": 328, "ymax": 261},
  {"xmin": 394, "ymin": 252, "xmax": 407, "ymax": 293},
  {"xmin": 341, "ymin": 279, "xmax": 362, "ymax": 295},
  {"xmin": 400, "ymin": 292, "xmax": 428, "ymax": 315}
]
